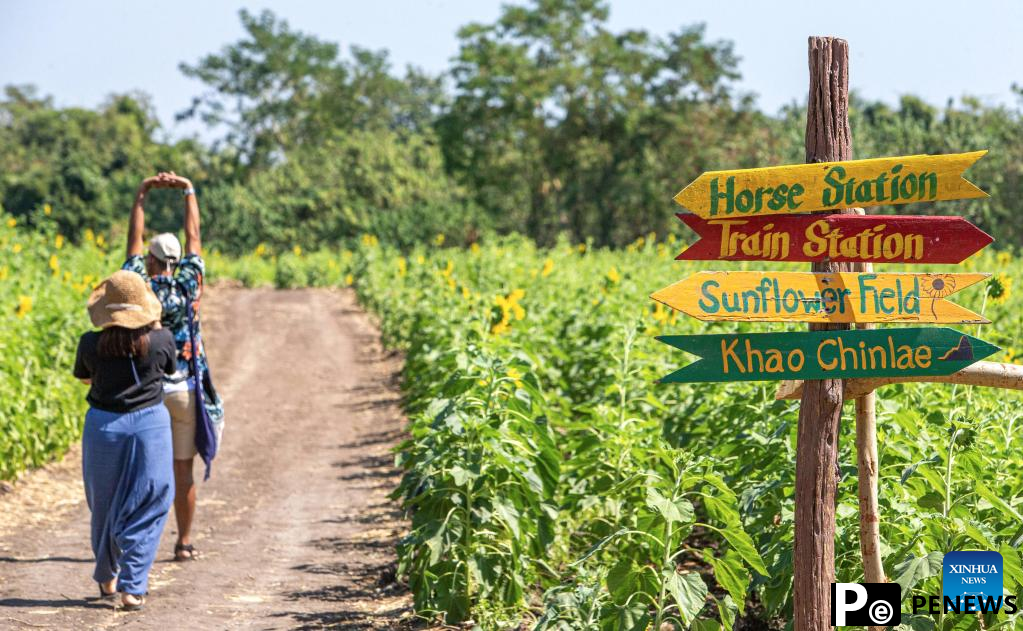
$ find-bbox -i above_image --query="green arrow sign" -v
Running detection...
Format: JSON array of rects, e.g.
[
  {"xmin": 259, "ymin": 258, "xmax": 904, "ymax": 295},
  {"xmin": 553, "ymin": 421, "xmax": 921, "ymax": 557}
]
[{"xmin": 657, "ymin": 328, "xmax": 998, "ymax": 383}]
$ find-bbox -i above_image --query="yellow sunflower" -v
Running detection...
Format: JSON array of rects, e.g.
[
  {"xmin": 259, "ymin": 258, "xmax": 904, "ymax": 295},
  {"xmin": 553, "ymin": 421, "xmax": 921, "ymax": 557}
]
[{"xmin": 987, "ymin": 273, "xmax": 1013, "ymax": 305}]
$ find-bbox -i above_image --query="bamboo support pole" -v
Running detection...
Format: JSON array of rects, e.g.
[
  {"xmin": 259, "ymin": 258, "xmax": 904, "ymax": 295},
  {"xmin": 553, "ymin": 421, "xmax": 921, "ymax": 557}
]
[
  {"xmin": 775, "ymin": 362, "xmax": 1023, "ymax": 400},
  {"xmin": 851, "ymin": 209, "xmax": 886, "ymax": 631}
]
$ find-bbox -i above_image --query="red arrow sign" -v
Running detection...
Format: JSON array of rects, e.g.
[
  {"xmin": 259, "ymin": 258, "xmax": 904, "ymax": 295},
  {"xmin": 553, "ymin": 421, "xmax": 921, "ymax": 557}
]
[{"xmin": 675, "ymin": 213, "xmax": 993, "ymax": 264}]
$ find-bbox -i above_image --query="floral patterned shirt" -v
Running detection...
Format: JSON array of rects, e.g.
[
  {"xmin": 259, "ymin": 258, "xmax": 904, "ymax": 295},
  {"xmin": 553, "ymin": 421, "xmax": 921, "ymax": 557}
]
[{"xmin": 123, "ymin": 254, "xmax": 209, "ymax": 385}]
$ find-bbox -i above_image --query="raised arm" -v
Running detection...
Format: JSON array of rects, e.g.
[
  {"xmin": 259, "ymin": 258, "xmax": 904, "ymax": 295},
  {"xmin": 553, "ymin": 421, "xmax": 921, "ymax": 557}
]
[
  {"xmin": 163, "ymin": 172, "xmax": 201, "ymax": 256},
  {"xmin": 127, "ymin": 174, "xmax": 170, "ymax": 258},
  {"xmin": 184, "ymin": 181, "xmax": 201, "ymax": 256},
  {"xmin": 126, "ymin": 181, "xmax": 150, "ymax": 258}
]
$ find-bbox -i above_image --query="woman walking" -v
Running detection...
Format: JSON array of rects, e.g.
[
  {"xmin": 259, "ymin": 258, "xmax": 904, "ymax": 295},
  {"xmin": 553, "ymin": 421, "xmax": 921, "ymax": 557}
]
[
  {"xmin": 123, "ymin": 171, "xmax": 223, "ymax": 562},
  {"xmin": 74, "ymin": 270, "xmax": 178, "ymax": 610}
]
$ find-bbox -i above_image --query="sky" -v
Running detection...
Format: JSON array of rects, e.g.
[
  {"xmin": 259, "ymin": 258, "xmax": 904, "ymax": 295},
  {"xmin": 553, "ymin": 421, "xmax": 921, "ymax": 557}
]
[{"xmin": 2, "ymin": 0, "xmax": 1021, "ymax": 141}]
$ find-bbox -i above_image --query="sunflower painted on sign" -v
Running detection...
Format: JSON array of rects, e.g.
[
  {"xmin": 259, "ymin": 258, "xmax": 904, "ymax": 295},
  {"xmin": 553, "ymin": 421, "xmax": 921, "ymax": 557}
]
[{"xmin": 922, "ymin": 274, "xmax": 957, "ymax": 320}]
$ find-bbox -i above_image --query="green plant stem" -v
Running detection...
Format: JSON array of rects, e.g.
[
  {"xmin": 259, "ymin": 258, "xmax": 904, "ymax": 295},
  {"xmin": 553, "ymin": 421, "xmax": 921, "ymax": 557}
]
[
  {"xmin": 944, "ymin": 291, "xmax": 991, "ymax": 520},
  {"xmin": 652, "ymin": 516, "xmax": 674, "ymax": 630},
  {"xmin": 943, "ymin": 425, "xmax": 960, "ymax": 521},
  {"xmin": 967, "ymin": 290, "xmax": 989, "ymax": 410},
  {"xmin": 613, "ymin": 326, "xmax": 636, "ymax": 482}
]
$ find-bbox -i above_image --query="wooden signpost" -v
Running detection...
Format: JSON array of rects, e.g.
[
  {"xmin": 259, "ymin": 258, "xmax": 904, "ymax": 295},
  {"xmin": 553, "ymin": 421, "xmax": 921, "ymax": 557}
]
[
  {"xmin": 656, "ymin": 328, "xmax": 998, "ymax": 383},
  {"xmin": 650, "ymin": 36, "xmax": 1014, "ymax": 631},
  {"xmin": 675, "ymin": 213, "xmax": 993, "ymax": 264},
  {"xmin": 674, "ymin": 151, "xmax": 987, "ymax": 218},
  {"xmin": 794, "ymin": 39, "xmax": 853, "ymax": 630},
  {"xmin": 651, "ymin": 271, "xmax": 989, "ymax": 324}
]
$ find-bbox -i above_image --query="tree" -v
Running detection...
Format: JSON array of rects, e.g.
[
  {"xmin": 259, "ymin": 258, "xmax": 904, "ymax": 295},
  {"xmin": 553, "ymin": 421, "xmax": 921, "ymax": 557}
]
[
  {"xmin": 436, "ymin": 0, "xmax": 774, "ymax": 245},
  {"xmin": 178, "ymin": 9, "xmax": 446, "ymax": 173},
  {"xmin": 0, "ymin": 85, "xmax": 203, "ymax": 239}
]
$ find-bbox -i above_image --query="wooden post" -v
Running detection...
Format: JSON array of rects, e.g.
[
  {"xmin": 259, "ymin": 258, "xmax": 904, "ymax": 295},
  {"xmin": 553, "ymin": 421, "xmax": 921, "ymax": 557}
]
[{"xmin": 795, "ymin": 36, "xmax": 853, "ymax": 631}]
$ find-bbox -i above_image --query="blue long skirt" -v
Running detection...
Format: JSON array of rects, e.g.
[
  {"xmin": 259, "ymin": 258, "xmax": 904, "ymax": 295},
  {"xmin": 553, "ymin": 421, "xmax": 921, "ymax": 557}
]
[{"xmin": 82, "ymin": 403, "xmax": 173, "ymax": 596}]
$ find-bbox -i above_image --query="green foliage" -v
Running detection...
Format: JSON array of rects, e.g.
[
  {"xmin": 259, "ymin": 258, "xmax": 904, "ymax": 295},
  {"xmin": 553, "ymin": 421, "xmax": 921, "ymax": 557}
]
[
  {"xmin": 439, "ymin": 0, "xmax": 783, "ymax": 246},
  {"xmin": 172, "ymin": 8, "xmax": 479, "ymax": 252},
  {"xmin": 0, "ymin": 211, "xmax": 120, "ymax": 479},
  {"xmin": 178, "ymin": 9, "xmax": 443, "ymax": 169},
  {"xmin": 4, "ymin": 4, "xmax": 1023, "ymax": 251},
  {"xmin": 393, "ymin": 354, "xmax": 559, "ymax": 623},
  {"xmin": 0, "ymin": 86, "xmax": 208, "ymax": 241},
  {"xmin": 201, "ymin": 129, "xmax": 484, "ymax": 253},
  {"xmin": 340, "ymin": 235, "xmax": 1021, "ymax": 627}
]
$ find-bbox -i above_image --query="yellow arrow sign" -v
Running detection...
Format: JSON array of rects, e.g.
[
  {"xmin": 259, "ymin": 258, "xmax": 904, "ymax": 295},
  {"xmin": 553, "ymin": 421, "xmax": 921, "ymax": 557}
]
[
  {"xmin": 651, "ymin": 272, "xmax": 989, "ymax": 324},
  {"xmin": 674, "ymin": 151, "xmax": 988, "ymax": 218}
]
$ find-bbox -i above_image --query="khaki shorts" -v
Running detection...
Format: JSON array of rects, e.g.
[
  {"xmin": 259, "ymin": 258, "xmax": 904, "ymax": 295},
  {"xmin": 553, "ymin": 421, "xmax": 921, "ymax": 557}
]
[{"xmin": 164, "ymin": 390, "xmax": 198, "ymax": 460}]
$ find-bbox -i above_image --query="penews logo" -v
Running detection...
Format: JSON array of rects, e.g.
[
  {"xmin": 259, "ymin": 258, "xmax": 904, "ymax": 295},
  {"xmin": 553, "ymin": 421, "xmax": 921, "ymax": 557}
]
[
  {"xmin": 943, "ymin": 551, "xmax": 1003, "ymax": 613},
  {"xmin": 831, "ymin": 583, "xmax": 901, "ymax": 626}
]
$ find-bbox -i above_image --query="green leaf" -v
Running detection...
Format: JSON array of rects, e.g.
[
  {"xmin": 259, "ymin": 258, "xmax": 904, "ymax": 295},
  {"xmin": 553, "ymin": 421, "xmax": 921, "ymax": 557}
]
[
  {"xmin": 836, "ymin": 502, "xmax": 857, "ymax": 519},
  {"xmin": 646, "ymin": 487, "xmax": 694, "ymax": 524},
  {"xmin": 715, "ymin": 524, "xmax": 768, "ymax": 576},
  {"xmin": 602, "ymin": 603, "xmax": 649, "ymax": 631},
  {"xmin": 705, "ymin": 550, "xmax": 749, "ymax": 615},
  {"xmin": 917, "ymin": 467, "xmax": 947, "ymax": 497},
  {"xmin": 895, "ymin": 614, "xmax": 937, "ymax": 631},
  {"xmin": 702, "ymin": 494, "xmax": 740, "ymax": 528},
  {"xmin": 665, "ymin": 570, "xmax": 708, "ymax": 624},
  {"xmin": 696, "ymin": 471, "xmax": 737, "ymax": 502},
  {"xmin": 976, "ymin": 485, "xmax": 1023, "ymax": 522},
  {"xmin": 493, "ymin": 498, "xmax": 521, "ymax": 538},
  {"xmin": 421, "ymin": 521, "xmax": 446, "ymax": 565},
  {"xmin": 917, "ymin": 491, "xmax": 944, "ymax": 510},
  {"xmin": 963, "ymin": 522, "xmax": 994, "ymax": 549},
  {"xmin": 714, "ymin": 595, "xmax": 739, "ymax": 631},
  {"xmin": 901, "ymin": 456, "xmax": 941, "ymax": 484},
  {"xmin": 893, "ymin": 551, "xmax": 944, "ymax": 593},
  {"xmin": 449, "ymin": 464, "xmax": 473, "ymax": 487},
  {"xmin": 1000, "ymin": 543, "xmax": 1023, "ymax": 590},
  {"xmin": 606, "ymin": 558, "xmax": 641, "ymax": 605},
  {"xmin": 572, "ymin": 528, "xmax": 627, "ymax": 566}
]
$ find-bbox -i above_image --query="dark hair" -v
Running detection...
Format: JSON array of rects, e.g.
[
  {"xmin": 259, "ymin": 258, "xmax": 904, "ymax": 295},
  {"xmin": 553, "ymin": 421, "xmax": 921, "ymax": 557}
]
[{"xmin": 98, "ymin": 325, "xmax": 153, "ymax": 359}]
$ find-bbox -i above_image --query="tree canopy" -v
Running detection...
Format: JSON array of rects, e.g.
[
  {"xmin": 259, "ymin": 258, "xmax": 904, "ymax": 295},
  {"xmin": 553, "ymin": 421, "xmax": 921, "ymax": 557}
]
[{"xmin": 2, "ymin": 2, "xmax": 1021, "ymax": 252}]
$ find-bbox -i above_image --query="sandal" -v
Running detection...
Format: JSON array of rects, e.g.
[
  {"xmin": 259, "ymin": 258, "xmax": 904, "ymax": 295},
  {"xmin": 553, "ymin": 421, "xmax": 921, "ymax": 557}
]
[
  {"xmin": 174, "ymin": 543, "xmax": 198, "ymax": 562},
  {"xmin": 121, "ymin": 594, "xmax": 146, "ymax": 612},
  {"xmin": 98, "ymin": 583, "xmax": 117, "ymax": 600}
]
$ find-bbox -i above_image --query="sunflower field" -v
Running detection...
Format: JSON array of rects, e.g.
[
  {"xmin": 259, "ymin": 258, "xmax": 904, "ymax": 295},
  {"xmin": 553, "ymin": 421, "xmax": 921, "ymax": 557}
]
[
  {"xmin": 215, "ymin": 230, "xmax": 1021, "ymax": 628},
  {"xmin": 0, "ymin": 210, "xmax": 119, "ymax": 479},
  {"xmin": 4, "ymin": 207, "xmax": 1023, "ymax": 628}
]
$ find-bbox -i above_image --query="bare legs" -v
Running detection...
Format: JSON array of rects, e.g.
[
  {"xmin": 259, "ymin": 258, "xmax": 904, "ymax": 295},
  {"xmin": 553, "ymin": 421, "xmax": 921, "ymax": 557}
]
[{"xmin": 173, "ymin": 457, "xmax": 196, "ymax": 559}]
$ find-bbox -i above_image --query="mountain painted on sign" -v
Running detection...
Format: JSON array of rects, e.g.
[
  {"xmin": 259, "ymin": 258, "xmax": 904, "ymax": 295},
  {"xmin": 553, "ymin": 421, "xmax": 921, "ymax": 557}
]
[{"xmin": 939, "ymin": 336, "xmax": 975, "ymax": 361}]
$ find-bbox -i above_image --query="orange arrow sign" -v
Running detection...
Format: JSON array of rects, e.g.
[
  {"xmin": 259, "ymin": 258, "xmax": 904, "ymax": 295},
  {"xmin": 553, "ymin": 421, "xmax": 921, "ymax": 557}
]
[{"xmin": 651, "ymin": 272, "xmax": 989, "ymax": 324}]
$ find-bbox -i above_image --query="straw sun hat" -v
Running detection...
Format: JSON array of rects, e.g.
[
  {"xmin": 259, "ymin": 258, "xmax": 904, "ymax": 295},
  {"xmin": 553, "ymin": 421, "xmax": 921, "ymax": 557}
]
[{"xmin": 87, "ymin": 270, "xmax": 163, "ymax": 330}]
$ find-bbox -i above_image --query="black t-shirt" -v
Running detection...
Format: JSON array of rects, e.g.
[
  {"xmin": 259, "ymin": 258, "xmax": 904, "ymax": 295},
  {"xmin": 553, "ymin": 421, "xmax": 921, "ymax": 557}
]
[{"xmin": 73, "ymin": 328, "xmax": 177, "ymax": 413}]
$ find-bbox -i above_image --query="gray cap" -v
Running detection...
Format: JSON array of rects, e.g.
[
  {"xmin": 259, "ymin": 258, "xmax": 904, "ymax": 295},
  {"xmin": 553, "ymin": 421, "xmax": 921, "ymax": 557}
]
[{"xmin": 149, "ymin": 233, "xmax": 182, "ymax": 263}]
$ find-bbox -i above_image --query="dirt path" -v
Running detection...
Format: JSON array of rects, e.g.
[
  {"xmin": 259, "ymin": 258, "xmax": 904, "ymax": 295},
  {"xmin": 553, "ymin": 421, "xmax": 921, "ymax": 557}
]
[{"xmin": 0, "ymin": 287, "xmax": 415, "ymax": 629}]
